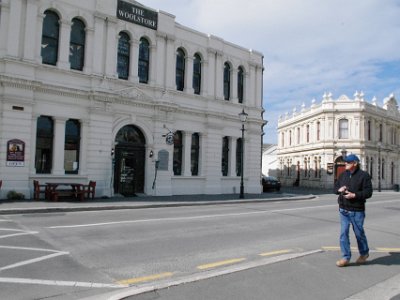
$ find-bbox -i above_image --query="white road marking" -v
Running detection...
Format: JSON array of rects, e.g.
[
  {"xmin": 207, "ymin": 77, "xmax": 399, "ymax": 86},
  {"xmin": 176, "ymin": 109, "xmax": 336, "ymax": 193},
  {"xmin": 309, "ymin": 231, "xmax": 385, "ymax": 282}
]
[
  {"xmin": 0, "ymin": 228, "xmax": 38, "ymax": 239},
  {"xmin": 46, "ymin": 199, "xmax": 399, "ymax": 229},
  {"xmin": 0, "ymin": 251, "xmax": 69, "ymax": 271},
  {"xmin": 0, "ymin": 277, "xmax": 127, "ymax": 288},
  {"xmin": 0, "ymin": 245, "xmax": 66, "ymax": 253}
]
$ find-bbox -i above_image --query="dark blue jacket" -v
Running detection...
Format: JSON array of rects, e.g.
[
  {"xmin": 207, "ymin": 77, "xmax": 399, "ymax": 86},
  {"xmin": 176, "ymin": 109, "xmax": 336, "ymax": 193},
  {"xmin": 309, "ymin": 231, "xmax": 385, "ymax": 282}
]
[{"xmin": 334, "ymin": 167, "xmax": 373, "ymax": 211}]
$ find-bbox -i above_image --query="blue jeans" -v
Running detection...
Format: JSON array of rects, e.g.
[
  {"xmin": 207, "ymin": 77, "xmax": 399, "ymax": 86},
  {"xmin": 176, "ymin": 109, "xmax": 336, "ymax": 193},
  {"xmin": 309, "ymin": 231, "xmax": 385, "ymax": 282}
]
[{"xmin": 339, "ymin": 208, "xmax": 369, "ymax": 260}]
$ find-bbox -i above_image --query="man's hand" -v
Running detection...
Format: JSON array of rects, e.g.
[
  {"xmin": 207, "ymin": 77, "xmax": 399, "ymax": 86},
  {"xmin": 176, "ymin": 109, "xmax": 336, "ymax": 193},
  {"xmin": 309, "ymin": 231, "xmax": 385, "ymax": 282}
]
[
  {"xmin": 343, "ymin": 192, "xmax": 356, "ymax": 199},
  {"xmin": 338, "ymin": 186, "xmax": 347, "ymax": 193}
]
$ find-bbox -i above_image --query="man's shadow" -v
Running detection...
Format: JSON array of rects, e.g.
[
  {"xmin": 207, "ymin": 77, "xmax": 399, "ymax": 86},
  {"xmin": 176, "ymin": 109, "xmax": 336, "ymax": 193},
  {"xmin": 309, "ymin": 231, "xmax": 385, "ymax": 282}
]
[{"xmin": 367, "ymin": 252, "xmax": 400, "ymax": 266}]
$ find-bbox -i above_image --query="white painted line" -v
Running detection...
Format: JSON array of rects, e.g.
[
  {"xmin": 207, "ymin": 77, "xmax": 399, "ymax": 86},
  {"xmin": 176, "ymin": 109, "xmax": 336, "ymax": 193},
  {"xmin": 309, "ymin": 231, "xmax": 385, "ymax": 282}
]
[
  {"xmin": 47, "ymin": 204, "xmax": 339, "ymax": 229},
  {"xmin": 0, "ymin": 245, "xmax": 66, "ymax": 253},
  {"xmin": 0, "ymin": 251, "xmax": 69, "ymax": 271},
  {"xmin": 46, "ymin": 199, "xmax": 400, "ymax": 230},
  {"xmin": 0, "ymin": 277, "xmax": 127, "ymax": 289},
  {"xmin": 0, "ymin": 231, "xmax": 38, "ymax": 239}
]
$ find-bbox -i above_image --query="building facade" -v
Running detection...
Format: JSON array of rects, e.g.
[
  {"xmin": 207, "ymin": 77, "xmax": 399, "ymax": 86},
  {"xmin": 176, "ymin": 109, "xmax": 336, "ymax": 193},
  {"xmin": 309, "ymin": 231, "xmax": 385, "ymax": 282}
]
[
  {"xmin": 277, "ymin": 92, "xmax": 400, "ymax": 190},
  {"xmin": 0, "ymin": 0, "xmax": 264, "ymax": 199}
]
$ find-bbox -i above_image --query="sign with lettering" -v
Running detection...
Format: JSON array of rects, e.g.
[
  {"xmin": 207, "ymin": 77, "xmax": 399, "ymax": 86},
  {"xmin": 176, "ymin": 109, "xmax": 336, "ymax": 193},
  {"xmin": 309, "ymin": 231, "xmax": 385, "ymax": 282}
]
[
  {"xmin": 7, "ymin": 139, "xmax": 25, "ymax": 167},
  {"xmin": 157, "ymin": 150, "xmax": 169, "ymax": 171},
  {"xmin": 117, "ymin": 0, "xmax": 158, "ymax": 30}
]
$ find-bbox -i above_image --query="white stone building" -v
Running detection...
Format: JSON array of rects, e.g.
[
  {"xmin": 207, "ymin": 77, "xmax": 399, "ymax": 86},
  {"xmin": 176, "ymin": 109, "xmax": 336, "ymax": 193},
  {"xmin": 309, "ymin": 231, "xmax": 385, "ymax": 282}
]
[
  {"xmin": 277, "ymin": 92, "xmax": 400, "ymax": 190},
  {"xmin": 0, "ymin": 0, "xmax": 264, "ymax": 199},
  {"xmin": 261, "ymin": 144, "xmax": 278, "ymax": 177}
]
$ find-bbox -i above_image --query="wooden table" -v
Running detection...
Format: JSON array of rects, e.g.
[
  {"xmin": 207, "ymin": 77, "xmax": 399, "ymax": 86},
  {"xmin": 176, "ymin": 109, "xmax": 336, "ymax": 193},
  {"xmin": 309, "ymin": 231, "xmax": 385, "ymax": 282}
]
[{"xmin": 45, "ymin": 183, "xmax": 85, "ymax": 201}]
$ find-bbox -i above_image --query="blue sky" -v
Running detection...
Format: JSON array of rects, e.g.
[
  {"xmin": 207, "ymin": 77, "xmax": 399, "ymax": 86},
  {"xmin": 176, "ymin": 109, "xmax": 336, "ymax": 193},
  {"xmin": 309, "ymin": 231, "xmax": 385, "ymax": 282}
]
[{"xmin": 142, "ymin": 0, "xmax": 400, "ymax": 144}]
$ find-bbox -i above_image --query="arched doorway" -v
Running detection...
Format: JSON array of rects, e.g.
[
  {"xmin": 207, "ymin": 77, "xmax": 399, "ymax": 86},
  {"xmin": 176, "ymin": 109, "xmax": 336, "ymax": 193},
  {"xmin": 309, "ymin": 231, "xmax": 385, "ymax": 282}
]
[
  {"xmin": 114, "ymin": 125, "xmax": 146, "ymax": 196},
  {"xmin": 334, "ymin": 156, "xmax": 346, "ymax": 183}
]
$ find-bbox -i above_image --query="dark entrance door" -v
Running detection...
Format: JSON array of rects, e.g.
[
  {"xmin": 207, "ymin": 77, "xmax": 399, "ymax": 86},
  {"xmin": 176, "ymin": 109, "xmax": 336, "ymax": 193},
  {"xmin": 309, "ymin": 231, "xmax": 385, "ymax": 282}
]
[{"xmin": 113, "ymin": 125, "xmax": 146, "ymax": 196}]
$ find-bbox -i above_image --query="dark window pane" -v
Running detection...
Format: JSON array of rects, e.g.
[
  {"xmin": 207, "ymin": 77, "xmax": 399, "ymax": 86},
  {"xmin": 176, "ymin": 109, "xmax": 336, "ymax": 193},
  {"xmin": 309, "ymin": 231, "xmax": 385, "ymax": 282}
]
[
  {"xmin": 176, "ymin": 49, "xmax": 185, "ymax": 91},
  {"xmin": 191, "ymin": 133, "xmax": 199, "ymax": 176},
  {"xmin": 117, "ymin": 32, "xmax": 130, "ymax": 80},
  {"xmin": 236, "ymin": 138, "xmax": 242, "ymax": 176},
  {"xmin": 65, "ymin": 119, "xmax": 81, "ymax": 174},
  {"xmin": 224, "ymin": 63, "xmax": 231, "ymax": 100},
  {"xmin": 193, "ymin": 54, "xmax": 201, "ymax": 95},
  {"xmin": 173, "ymin": 131, "xmax": 183, "ymax": 175},
  {"xmin": 221, "ymin": 136, "xmax": 229, "ymax": 176},
  {"xmin": 70, "ymin": 18, "xmax": 85, "ymax": 71},
  {"xmin": 35, "ymin": 116, "xmax": 53, "ymax": 174},
  {"xmin": 41, "ymin": 11, "xmax": 60, "ymax": 65},
  {"xmin": 138, "ymin": 38, "xmax": 150, "ymax": 83},
  {"xmin": 238, "ymin": 67, "xmax": 244, "ymax": 103}
]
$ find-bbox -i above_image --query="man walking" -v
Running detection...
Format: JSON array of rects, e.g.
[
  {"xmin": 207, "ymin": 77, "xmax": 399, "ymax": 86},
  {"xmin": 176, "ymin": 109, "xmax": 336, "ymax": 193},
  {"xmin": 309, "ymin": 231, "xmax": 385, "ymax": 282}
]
[{"xmin": 334, "ymin": 154, "xmax": 373, "ymax": 267}]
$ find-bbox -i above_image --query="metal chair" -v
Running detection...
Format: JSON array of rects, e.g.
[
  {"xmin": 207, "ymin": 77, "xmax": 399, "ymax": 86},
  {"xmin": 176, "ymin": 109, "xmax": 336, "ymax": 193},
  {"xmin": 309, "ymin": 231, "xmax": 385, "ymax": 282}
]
[
  {"xmin": 83, "ymin": 181, "xmax": 96, "ymax": 199},
  {"xmin": 33, "ymin": 180, "xmax": 46, "ymax": 200}
]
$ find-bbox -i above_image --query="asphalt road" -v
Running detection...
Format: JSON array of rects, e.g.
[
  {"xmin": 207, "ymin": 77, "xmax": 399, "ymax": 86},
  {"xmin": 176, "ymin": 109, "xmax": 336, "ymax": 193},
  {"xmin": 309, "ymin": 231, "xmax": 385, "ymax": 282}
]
[{"xmin": 0, "ymin": 192, "xmax": 399, "ymax": 300}]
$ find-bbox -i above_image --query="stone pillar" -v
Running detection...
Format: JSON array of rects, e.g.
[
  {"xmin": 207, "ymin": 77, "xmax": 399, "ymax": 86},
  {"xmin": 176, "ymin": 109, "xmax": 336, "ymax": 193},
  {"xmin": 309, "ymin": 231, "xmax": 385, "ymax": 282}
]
[
  {"xmin": 57, "ymin": 19, "xmax": 72, "ymax": 69},
  {"xmin": 149, "ymin": 43, "xmax": 157, "ymax": 86},
  {"xmin": 183, "ymin": 132, "xmax": 192, "ymax": 176},
  {"xmin": 129, "ymin": 38, "xmax": 139, "ymax": 83},
  {"xmin": 155, "ymin": 32, "xmax": 166, "ymax": 88},
  {"xmin": 104, "ymin": 17, "xmax": 118, "ymax": 78},
  {"xmin": 165, "ymin": 35, "xmax": 175, "ymax": 89},
  {"xmin": 201, "ymin": 58, "xmax": 208, "ymax": 97},
  {"xmin": 83, "ymin": 27, "xmax": 94, "ymax": 74},
  {"xmin": 215, "ymin": 51, "xmax": 223, "ymax": 100},
  {"xmin": 92, "ymin": 14, "xmax": 107, "ymax": 75},
  {"xmin": 6, "ymin": 0, "xmax": 22, "ymax": 57},
  {"xmin": 52, "ymin": 118, "xmax": 67, "ymax": 175},
  {"xmin": 184, "ymin": 56, "xmax": 194, "ymax": 94},
  {"xmin": 231, "ymin": 68, "xmax": 238, "ymax": 103},
  {"xmin": 206, "ymin": 49, "xmax": 216, "ymax": 99},
  {"xmin": 79, "ymin": 120, "xmax": 89, "ymax": 176}
]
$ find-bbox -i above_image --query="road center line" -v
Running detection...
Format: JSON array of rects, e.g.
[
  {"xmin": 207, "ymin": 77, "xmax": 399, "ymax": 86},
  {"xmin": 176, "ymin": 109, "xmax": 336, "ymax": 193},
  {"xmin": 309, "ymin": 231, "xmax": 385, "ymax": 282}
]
[
  {"xmin": 197, "ymin": 258, "xmax": 246, "ymax": 270},
  {"xmin": 117, "ymin": 272, "xmax": 174, "ymax": 285}
]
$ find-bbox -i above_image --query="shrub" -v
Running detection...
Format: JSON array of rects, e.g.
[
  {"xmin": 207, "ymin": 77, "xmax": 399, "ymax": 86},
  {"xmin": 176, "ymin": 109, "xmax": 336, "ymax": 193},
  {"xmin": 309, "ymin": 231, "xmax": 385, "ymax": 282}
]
[{"xmin": 7, "ymin": 190, "xmax": 25, "ymax": 200}]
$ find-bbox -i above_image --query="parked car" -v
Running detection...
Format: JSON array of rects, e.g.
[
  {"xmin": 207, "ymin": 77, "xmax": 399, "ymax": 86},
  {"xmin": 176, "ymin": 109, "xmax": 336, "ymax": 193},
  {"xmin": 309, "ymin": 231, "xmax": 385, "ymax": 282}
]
[{"xmin": 262, "ymin": 175, "xmax": 281, "ymax": 192}]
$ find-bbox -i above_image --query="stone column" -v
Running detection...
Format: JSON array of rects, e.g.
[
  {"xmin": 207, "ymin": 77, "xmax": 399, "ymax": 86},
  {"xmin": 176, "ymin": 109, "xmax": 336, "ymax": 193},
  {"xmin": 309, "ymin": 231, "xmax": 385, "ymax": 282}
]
[
  {"xmin": 215, "ymin": 51, "xmax": 223, "ymax": 100},
  {"xmin": 104, "ymin": 17, "xmax": 118, "ymax": 78},
  {"xmin": 6, "ymin": 0, "xmax": 22, "ymax": 57},
  {"xmin": 229, "ymin": 138, "xmax": 237, "ymax": 177},
  {"xmin": 79, "ymin": 120, "xmax": 89, "ymax": 176},
  {"xmin": 92, "ymin": 14, "xmax": 107, "ymax": 75},
  {"xmin": 52, "ymin": 118, "xmax": 67, "ymax": 175},
  {"xmin": 165, "ymin": 35, "xmax": 175, "ymax": 89},
  {"xmin": 206, "ymin": 49, "xmax": 216, "ymax": 99},
  {"xmin": 231, "ymin": 68, "xmax": 238, "ymax": 103},
  {"xmin": 129, "ymin": 37, "xmax": 139, "ymax": 83},
  {"xmin": 83, "ymin": 26, "xmax": 94, "ymax": 74},
  {"xmin": 184, "ymin": 56, "xmax": 194, "ymax": 94},
  {"xmin": 183, "ymin": 132, "xmax": 192, "ymax": 176},
  {"xmin": 57, "ymin": 19, "xmax": 72, "ymax": 69},
  {"xmin": 155, "ymin": 32, "xmax": 166, "ymax": 88}
]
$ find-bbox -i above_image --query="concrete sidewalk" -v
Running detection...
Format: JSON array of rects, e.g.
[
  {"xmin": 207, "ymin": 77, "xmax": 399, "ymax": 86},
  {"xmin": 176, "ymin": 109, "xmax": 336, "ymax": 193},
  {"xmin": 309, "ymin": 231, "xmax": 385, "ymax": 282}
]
[{"xmin": 0, "ymin": 188, "xmax": 319, "ymax": 215}]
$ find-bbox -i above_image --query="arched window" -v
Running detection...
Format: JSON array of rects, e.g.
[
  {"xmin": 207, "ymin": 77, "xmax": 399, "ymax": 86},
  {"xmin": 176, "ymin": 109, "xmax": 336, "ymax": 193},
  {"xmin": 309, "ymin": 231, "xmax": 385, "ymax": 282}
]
[
  {"xmin": 193, "ymin": 53, "xmax": 201, "ymax": 95},
  {"xmin": 173, "ymin": 131, "xmax": 183, "ymax": 175},
  {"xmin": 382, "ymin": 158, "xmax": 385, "ymax": 180},
  {"xmin": 223, "ymin": 62, "xmax": 231, "ymax": 100},
  {"xmin": 138, "ymin": 37, "xmax": 150, "ymax": 83},
  {"xmin": 238, "ymin": 66, "xmax": 244, "ymax": 103},
  {"xmin": 69, "ymin": 18, "xmax": 85, "ymax": 71},
  {"xmin": 221, "ymin": 136, "xmax": 229, "ymax": 176},
  {"xmin": 176, "ymin": 48, "xmax": 185, "ymax": 91},
  {"xmin": 64, "ymin": 119, "xmax": 80, "ymax": 174},
  {"xmin": 379, "ymin": 124, "xmax": 383, "ymax": 142},
  {"xmin": 35, "ymin": 116, "xmax": 54, "ymax": 173},
  {"xmin": 191, "ymin": 133, "xmax": 200, "ymax": 176},
  {"xmin": 317, "ymin": 121, "xmax": 321, "ymax": 141},
  {"xmin": 306, "ymin": 125, "xmax": 310, "ymax": 142},
  {"xmin": 339, "ymin": 119, "xmax": 349, "ymax": 139},
  {"xmin": 41, "ymin": 10, "xmax": 60, "ymax": 65},
  {"xmin": 236, "ymin": 138, "xmax": 243, "ymax": 176},
  {"xmin": 117, "ymin": 32, "xmax": 130, "ymax": 80}
]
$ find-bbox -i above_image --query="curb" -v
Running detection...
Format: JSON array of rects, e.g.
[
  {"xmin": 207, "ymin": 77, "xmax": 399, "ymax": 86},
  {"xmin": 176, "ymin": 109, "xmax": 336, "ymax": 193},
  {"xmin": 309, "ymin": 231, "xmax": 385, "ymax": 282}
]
[
  {"xmin": 0, "ymin": 195, "xmax": 316, "ymax": 215},
  {"xmin": 80, "ymin": 249, "xmax": 322, "ymax": 300}
]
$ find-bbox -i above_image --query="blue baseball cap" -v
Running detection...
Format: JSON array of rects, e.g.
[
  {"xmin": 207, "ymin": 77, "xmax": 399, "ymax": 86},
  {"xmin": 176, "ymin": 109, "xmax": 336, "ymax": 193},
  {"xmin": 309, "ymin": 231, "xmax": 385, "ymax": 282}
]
[{"xmin": 344, "ymin": 154, "xmax": 360, "ymax": 162}]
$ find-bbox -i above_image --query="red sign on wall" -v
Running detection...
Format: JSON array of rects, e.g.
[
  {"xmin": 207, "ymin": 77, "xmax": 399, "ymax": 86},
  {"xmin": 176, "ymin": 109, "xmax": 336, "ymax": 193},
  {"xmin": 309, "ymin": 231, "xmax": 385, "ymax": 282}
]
[{"xmin": 6, "ymin": 139, "xmax": 25, "ymax": 167}]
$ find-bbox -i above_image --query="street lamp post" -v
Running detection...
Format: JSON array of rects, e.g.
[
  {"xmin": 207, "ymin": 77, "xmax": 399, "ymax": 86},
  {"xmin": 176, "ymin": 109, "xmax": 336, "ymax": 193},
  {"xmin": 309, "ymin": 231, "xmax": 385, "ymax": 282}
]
[
  {"xmin": 378, "ymin": 142, "xmax": 382, "ymax": 192},
  {"xmin": 239, "ymin": 109, "xmax": 248, "ymax": 199}
]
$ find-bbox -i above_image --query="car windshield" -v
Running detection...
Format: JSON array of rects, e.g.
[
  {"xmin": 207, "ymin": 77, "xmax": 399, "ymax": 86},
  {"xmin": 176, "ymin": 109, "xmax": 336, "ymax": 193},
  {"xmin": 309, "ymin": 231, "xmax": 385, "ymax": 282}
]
[{"xmin": 267, "ymin": 176, "xmax": 278, "ymax": 181}]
